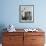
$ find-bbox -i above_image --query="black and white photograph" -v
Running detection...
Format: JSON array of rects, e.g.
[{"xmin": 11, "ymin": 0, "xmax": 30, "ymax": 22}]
[{"xmin": 19, "ymin": 5, "xmax": 34, "ymax": 23}]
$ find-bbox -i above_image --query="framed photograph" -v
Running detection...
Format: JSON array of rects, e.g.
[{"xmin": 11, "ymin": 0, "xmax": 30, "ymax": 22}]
[{"xmin": 19, "ymin": 5, "xmax": 34, "ymax": 23}]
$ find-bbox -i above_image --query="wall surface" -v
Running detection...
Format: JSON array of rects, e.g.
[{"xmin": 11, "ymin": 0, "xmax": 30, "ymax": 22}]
[{"xmin": 0, "ymin": 0, "xmax": 46, "ymax": 29}]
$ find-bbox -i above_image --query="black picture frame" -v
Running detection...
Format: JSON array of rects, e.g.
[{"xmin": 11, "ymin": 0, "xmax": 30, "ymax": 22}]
[{"xmin": 19, "ymin": 5, "xmax": 34, "ymax": 23}]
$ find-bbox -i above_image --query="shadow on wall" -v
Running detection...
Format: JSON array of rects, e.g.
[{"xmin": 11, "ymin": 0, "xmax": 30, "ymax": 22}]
[{"xmin": 0, "ymin": 24, "xmax": 7, "ymax": 43}]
